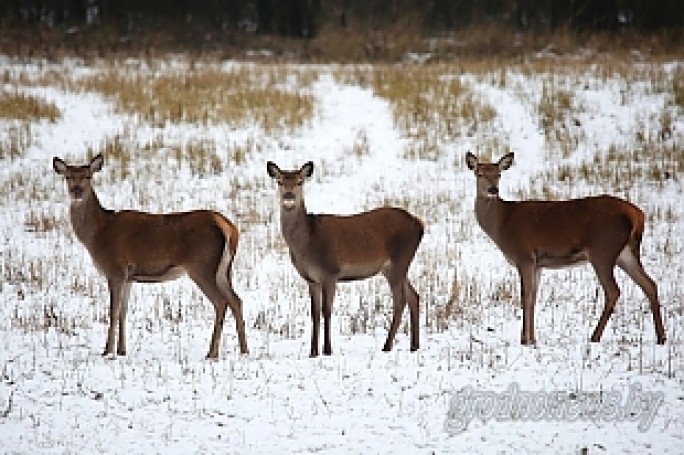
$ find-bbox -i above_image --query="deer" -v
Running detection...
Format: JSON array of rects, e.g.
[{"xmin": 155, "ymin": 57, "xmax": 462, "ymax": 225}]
[
  {"xmin": 53, "ymin": 153, "xmax": 248, "ymax": 359},
  {"xmin": 465, "ymin": 152, "xmax": 666, "ymax": 346},
  {"xmin": 266, "ymin": 161, "xmax": 424, "ymax": 357}
]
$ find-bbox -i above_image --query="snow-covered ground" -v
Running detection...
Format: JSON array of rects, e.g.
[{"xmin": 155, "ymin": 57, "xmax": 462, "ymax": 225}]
[{"xmin": 0, "ymin": 58, "xmax": 682, "ymax": 453}]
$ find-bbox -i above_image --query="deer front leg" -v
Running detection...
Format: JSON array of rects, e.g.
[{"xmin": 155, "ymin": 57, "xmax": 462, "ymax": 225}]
[
  {"xmin": 308, "ymin": 282, "xmax": 322, "ymax": 357},
  {"xmin": 116, "ymin": 282, "xmax": 131, "ymax": 356},
  {"xmin": 517, "ymin": 264, "xmax": 540, "ymax": 346},
  {"xmin": 104, "ymin": 277, "xmax": 126, "ymax": 356},
  {"xmin": 321, "ymin": 279, "xmax": 337, "ymax": 356}
]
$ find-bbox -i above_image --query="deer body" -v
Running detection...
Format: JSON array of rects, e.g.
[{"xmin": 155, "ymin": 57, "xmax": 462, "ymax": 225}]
[
  {"xmin": 466, "ymin": 152, "xmax": 666, "ymax": 346},
  {"xmin": 54, "ymin": 154, "xmax": 248, "ymax": 359},
  {"xmin": 475, "ymin": 195, "xmax": 637, "ymax": 269},
  {"xmin": 268, "ymin": 161, "xmax": 424, "ymax": 357}
]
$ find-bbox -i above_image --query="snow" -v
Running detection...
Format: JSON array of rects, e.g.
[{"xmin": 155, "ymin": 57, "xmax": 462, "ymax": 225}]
[{"xmin": 1, "ymin": 57, "xmax": 682, "ymax": 454}]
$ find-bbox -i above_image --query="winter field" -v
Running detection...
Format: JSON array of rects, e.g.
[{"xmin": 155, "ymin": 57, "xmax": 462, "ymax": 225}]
[{"xmin": 0, "ymin": 56, "xmax": 682, "ymax": 453}]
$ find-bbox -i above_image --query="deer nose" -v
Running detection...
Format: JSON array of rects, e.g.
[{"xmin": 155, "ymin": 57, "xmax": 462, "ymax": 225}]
[
  {"xmin": 282, "ymin": 192, "xmax": 297, "ymax": 208},
  {"xmin": 487, "ymin": 186, "xmax": 499, "ymax": 197},
  {"xmin": 71, "ymin": 187, "xmax": 84, "ymax": 199}
]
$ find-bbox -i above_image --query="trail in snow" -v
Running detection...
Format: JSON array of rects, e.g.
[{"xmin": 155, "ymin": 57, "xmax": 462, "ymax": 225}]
[{"xmin": 272, "ymin": 73, "xmax": 408, "ymax": 214}]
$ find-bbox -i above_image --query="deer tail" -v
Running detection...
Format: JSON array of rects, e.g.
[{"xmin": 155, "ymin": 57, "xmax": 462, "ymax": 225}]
[
  {"xmin": 212, "ymin": 212, "xmax": 239, "ymax": 293},
  {"xmin": 627, "ymin": 204, "xmax": 646, "ymax": 263}
]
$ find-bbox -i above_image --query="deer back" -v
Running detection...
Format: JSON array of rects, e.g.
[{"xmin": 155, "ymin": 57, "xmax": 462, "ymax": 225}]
[{"xmin": 478, "ymin": 195, "xmax": 642, "ymax": 264}]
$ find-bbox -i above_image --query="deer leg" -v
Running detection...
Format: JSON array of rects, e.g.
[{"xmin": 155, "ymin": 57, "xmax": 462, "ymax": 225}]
[
  {"xmin": 223, "ymin": 284, "xmax": 249, "ymax": 355},
  {"xmin": 617, "ymin": 248, "xmax": 666, "ymax": 344},
  {"xmin": 187, "ymin": 270, "xmax": 231, "ymax": 359},
  {"xmin": 116, "ymin": 282, "xmax": 132, "ymax": 356},
  {"xmin": 590, "ymin": 261, "xmax": 621, "ymax": 343},
  {"xmin": 321, "ymin": 279, "xmax": 337, "ymax": 356},
  {"xmin": 104, "ymin": 276, "xmax": 126, "ymax": 356},
  {"xmin": 405, "ymin": 280, "xmax": 420, "ymax": 352},
  {"xmin": 218, "ymin": 261, "xmax": 248, "ymax": 354},
  {"xmin": 517, "ymin": 264, "xmax": 540, "ymax": 345},
  {"xmin": 308, "ymin": 282, "xmax": 322, "ymax": 357},
  {"xmin": 383, "ymin": 273, "xmax": 407, "ymax": 352}
]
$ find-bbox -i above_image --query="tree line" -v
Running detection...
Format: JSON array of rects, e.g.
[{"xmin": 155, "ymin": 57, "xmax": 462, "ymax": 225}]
[{"xmin": 2, "ymin": 0, "xmax": 682, "ymax": 38}]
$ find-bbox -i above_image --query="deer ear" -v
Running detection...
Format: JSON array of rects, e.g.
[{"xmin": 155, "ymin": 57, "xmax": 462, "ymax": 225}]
[
  {"xmin": 90, "ymin": 154, "xmax": 104, "ymax": 173},
  {"xmin": 498, "ymin": 153, "xmax": 514, "ymax": 171},
  {"xmin": 301, "ymin": 161, "xmax": 314, "ymax": 178},
  {"xmin": 465, "ymin": 152, "xmax": 478, "ymax": 170},
  {"xmin": 53, "ymin": 157, "xmax": 67, "ymax": 175},
  {"xmin": 266, "ymin": 161, "xmax": 280, "ymax": 179}
]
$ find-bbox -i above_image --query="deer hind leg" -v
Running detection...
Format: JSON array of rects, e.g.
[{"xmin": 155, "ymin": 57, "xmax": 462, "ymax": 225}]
[
  {"xmin": 589, "ymin": 259, "xmax": 621, "ymax": 343},
  {"xmin": 405, "ymin": 280, "xmax": 420, "ymax": 351},
  {"xmin": 308, "ymin": 282, "xmax": 322, "ymax": 357},
  {"xmin": 104, "ymin": 276, "xmax": 128, "ymax": 357},
  {"xmin": 187, "ymin": 268, "xmax": 231, "ymax": 359},
  {"xmin": 218, "ymin": 263, "xmax": 248, "ymax": 355},
  {"xmin": 517, "ymin": 264, "xmax": 540, "ymax": 345},
  {"xmin": 616, "ymin": 247, "xmax": 666, "ymax": 344},
  {"xmin": 382, "ymin": 268, "xmax": 408, "ymax": 352}
]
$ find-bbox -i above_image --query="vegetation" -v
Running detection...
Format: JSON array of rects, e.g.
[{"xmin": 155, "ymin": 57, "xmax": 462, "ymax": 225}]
[
  {"xmin": 0, "ymin": 1, "xmax": 682, "ymax": 61},
  {"xmin": 0, "ymin": 91, "xmax": 60, "ymax": 122},
  {"xmin": 78, "ymin": 65, "xmax": 316, "ymax": 132}
]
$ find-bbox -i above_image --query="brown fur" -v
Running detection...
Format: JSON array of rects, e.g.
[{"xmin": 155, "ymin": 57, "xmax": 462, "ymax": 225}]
[
  {"xmin": 466, "ymin": 152, "xmax": 666, "ymax": 345},
  {"xmin": 267, "ymin": 161, "xmax": 424, "ymax": 356},
  {"xmin": 53, "ymin": 154, "xmax": 248, "ymax": 359}
]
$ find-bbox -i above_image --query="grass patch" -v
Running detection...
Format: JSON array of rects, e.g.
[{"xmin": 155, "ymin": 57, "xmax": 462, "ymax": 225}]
[
  {"xmin": 672, "ymin": 67, "xmax": 684, "ymax": 108},
  {"xmin": 333, "ymin": 64, "xmax": 497, "ymax": 160},
  {"xmin": 0, "ymin": 91, "xmax": 61, "ymax": 122},
  {"xmin": 0, "ymin": 123, "xmax": 34, "ymax": 160},
  {"xmin": 78, "ymin": 64, "xmax": 316, "ymax": 132}
]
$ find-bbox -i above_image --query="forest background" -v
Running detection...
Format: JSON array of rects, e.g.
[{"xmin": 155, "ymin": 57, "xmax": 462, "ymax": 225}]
[{"xmin": 1, "ymin": 0, "xmax": 683, "ymax": 61}]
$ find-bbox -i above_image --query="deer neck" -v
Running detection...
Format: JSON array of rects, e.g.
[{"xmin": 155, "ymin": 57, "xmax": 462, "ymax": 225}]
[
  {"xmin": 474, "ymin": 195, "xmax": 508, "ymax": 240},
  {"xmin": 69, "ymin": 189, "xmax": 109, "ymax": 245},
  {"xmin": 279, "ymin": 201, "xmax": 312, "ymax": 251}
]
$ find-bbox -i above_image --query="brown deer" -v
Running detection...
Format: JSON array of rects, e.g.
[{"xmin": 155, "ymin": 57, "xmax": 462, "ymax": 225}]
[
  {"xmin": 266, "ymin": 161, "xmax": 424, "ymax": 357},
  {"xmin": 53, "ymin": 153, "xmax": 248, "ymax": 359},
  {"xmin": 465, "ymin": 152, "xmax": 666, "ymax": 346}
]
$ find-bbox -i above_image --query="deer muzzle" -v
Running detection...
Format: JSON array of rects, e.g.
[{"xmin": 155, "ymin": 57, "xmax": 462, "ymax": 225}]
[
  {"xmin": 282, "ymin": 192, "xmax": 297, "ymax": 209},
  {"xmin": 486, "ymin": 186, "xmax": 499, "ymax": 198},
  {"xmin": 70, "ymin": 186, "xmax": 84, "ymax": 200}
]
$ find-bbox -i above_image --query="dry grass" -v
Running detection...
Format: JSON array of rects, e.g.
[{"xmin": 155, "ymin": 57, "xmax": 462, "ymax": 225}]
[
  {"xmin": 78, "ymin": 64, "xmax": 316, "ymax": 132},
  {"xmin": 0, "ymin": 91, "xmax": 61, "ymax": 122},
  {"xmin": 673, "ymin": 67, "xmax": 684, "ymax": 108},
  {"xmin": 0, "ymin": 123, "xmax": 34, "ymax": 160},
  {"xmin": 333, "ymin": 64, "xmax": 497, "ymax": 160}
]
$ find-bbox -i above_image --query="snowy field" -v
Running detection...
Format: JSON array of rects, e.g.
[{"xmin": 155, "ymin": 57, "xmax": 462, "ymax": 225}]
[{"xmin": 0, "ymin": 57, "xmax": 682, "ymax": 453}]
